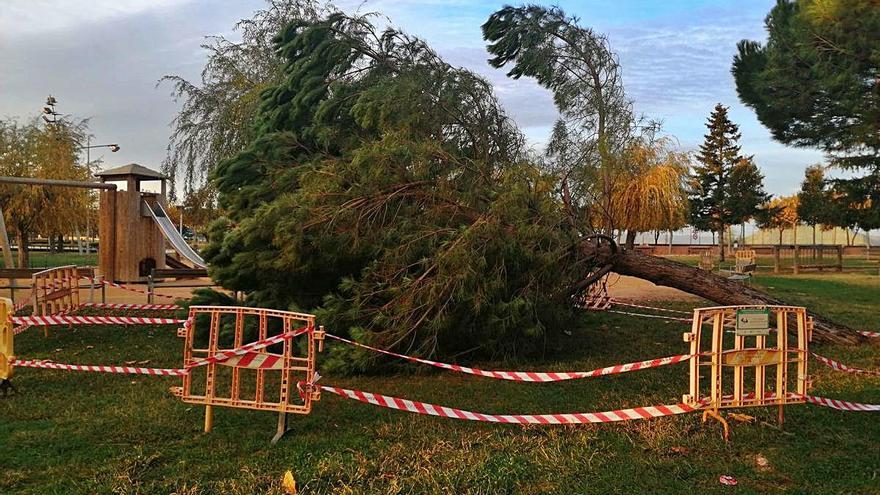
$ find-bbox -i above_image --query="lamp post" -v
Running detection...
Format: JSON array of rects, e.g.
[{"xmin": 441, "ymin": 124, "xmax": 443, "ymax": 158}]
[{"xmin": 81, "ymin": 138, "xmax": 120, "ymax": 165}]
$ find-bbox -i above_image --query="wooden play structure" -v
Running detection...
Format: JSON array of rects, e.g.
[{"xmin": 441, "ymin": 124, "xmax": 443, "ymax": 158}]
[
  {"xmin": 96, "ymin": 164, "xmax": 168, "ymax": 282},
  {"xmin": 172, "ymin": 306, "xmax": 325, "ymax": 443},
  {"xmin": 683, "ymin": 305, "xmax": 811, "ymax": 439}
]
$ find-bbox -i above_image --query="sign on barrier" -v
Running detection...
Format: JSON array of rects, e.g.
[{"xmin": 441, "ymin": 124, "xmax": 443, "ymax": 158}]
[
  {"xmin": 171, "ymin": 305, "xmax": 325, "ymax": 443},
  {"xmin": 684, "ymin": 305, "xmax": 810, "ymax": 438}
]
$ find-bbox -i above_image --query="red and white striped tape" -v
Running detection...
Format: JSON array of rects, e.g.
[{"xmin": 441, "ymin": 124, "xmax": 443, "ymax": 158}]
[
  {"xmin": 10, "ymin": 359, "xmax": 186, "ymax": 376},
  {"xmin": 812, "ymin": 353, "xmax": 880, "ymax": 376},
  {"xmin": 12, "ymin": 324, "xmax": 31, "ymax": 335},
  {"xmin": 79, "ymin": 302, "xmax": 181, "ymax": 311},
  {"xmin": 606, "ymin": 309, "xmax": 693, "ymax": 323},
  {"xmin": 81, "ymin": 276, "xmax": 178, "ymax": 300},
  {"xmin": 326, "ymin": 333, "xmax": 692, "ymax": 382},
  {"xmin": 610, "ymin": 299, "xmax": 693, "ymax": 315},
  {"xmin": 11, "ymin": 315, "xmax": 186, "ymax": 326},
  {"xmin": 10, "ymin": 327, "xmax": 310, "ymax": 377},
  {"xmin": 187, "ymin": 326, "xmax": 310, "ymax": 369},
  {"xmin": 859, "ymin": 330, "xmax": 880, "ymax": 338},
  {"xmin": 803, "ymin": 395, "xmax": 880, "ymax": 412},
  {"xmin": 320, "ymin": 385, "xmax": 700, "ymax": 424}
]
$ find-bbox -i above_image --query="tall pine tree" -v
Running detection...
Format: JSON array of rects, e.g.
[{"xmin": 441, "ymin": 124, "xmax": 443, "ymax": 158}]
[
  {"xmin": 797, "ymin": 165, "xmax": 827, "ymax": 246},
  {"xmin": 689, "ymin": 103, "xmax": 744, "ymax": 260}
]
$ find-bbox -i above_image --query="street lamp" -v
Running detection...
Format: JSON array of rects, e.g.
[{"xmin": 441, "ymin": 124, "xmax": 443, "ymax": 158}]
[{"xmin": 81, "ymin": 140, "xmax": 120, "ymax": 164}]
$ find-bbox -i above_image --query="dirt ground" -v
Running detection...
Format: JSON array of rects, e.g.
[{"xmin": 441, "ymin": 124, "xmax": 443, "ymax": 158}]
[{"xmin": 604, "ymin": 273, "xmax": 701, "ymax": 302}]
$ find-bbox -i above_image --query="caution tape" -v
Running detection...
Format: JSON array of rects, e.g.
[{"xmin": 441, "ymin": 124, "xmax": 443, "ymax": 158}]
[
  {"xmin": 326, "ymin": 333, "xmax": 692, "ymax": 382},
  {"xmin": 812, "ymin": 352, "xmax": 880, "ymax": 376},
  {"xmin": 803, "ymin": 395, "xmax": 880, "ymax": 412},
  {"xmin": 12, "ymin": 324, "xmax": 31, "ymax": 335},
  {"xmin": 11, "ymin": 327, "xmax": 310, "ymax": 377},
  {"xmin": 186, "ymin": 326, "xmax": 310, "ymax": 369},
  {"xmin": 80, "ymin": 276, "xmax": 178, "ymax": 300},
  {"xmin": 859, "ymin": 331, "xmax": 880, "ymax": 338},
  {"xmin": 79, "ymin": 302, "xmax": 181, "ymax": 311},
  {"xmin": 11, "ymin": 315, "xmax": 186, "ymax": 326},
  {"xmin": 320, "ymin": 384, "xmax": 700, "ymax": 424},
  {"xmin": 10, "ymin": 359, "xmax": 187, "ymax": 376},
  {"xmin": 610, "ymin": 299, "xmax": 693, "ymax": 315},
  {"xmin": 606, "ymin": 309, "xmax": 693, "ymax": 323}
]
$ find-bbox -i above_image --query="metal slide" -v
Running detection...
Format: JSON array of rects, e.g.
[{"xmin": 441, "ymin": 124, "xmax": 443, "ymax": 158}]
[{"xmin": 144, "ymin": 201, "xmax": 207, "ymax": 268}]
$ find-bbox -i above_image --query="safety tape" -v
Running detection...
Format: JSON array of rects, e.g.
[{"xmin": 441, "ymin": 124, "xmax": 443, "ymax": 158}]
[
  {"xmin": 610, "ymin": 299, "xmax": 693, "ymax": 315},
  {"xmin": 79, "ymin": 302, "xmax": 181, "ymax": 311},
  {"xmin": 186, "ymin": 326, "xmax": 310, "ymax": 369},
  {"xmin": 606, "ymin": 309, "xmax": 693, "ymax": 323},
  {"xmin": 10, "ymin": 359, "xmax": 187, "ymax": 376},
  {"xmin": 811, "ymin": 352, "xmax": 880, "ymax": 376},
  {"xmin": 11, "ymin": 315, "xmax": 186, "ymax": 326},
  {"xmin": 80, "ymin": 276, "xmax": 178, "ymax": 300},
  {"xmin": 859, "ymin": 331, "xmax": 880, "ymax": 338},
  {"xmin": 325, "ymin": 333, "xmax": 692, "ymax": 382},
  {"xmin": 12, "ymin": 324, "xmax": 31, "ymax": 335},
  {"xmin": 319, "ymin": 385, "xmax": 700, "ymax": 424},
  {"xmin": 10, "ymin": 327, "xmax": 310, "ymax": 377},
  {"xmin": 803, "ymin": 395, "xmax": 880, "ymax": 412}
]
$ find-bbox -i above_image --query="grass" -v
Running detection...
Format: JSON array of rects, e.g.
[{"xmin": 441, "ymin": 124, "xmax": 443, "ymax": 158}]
[
  {"xmin": 0, "ymin": 252, "xmax": 98, "ymax": 269},
  {"xmin": 1, "ymin": 277, "xmax": 879, "ymax": 494}
]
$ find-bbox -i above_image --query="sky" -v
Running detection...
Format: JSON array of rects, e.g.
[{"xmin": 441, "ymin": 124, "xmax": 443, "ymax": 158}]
[{"xmin": 0, "ymin": 0, "xmax": 827, "ymax": 199}]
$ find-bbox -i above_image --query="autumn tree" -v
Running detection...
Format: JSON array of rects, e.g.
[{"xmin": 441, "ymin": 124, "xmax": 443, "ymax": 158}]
[
  {"xmin": 759, "ymin": 196, "xmax": 799, "ymax": 245},
  {"xmin": 0, "ymin": 114, "xmax": 92, "ymax": 267}
]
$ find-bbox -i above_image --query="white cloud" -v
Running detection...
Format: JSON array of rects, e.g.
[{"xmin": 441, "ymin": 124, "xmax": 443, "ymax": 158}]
[{"xmin": 0, "ymin": 0, "xmax": 195, "ymax": 36}]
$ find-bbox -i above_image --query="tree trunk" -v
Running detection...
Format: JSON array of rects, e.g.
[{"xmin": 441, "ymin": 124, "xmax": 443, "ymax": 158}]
[
  {"xmin": 581, "ymin": 243, "xmax": 863, "ymax": 345},
  {"xmin": 624, "ymin": 230, "xmax": 637, "ymax": 249},
  {"xmin": 718, "ymin": 225, "xmax": 726, "ymax": 261},
  {"xmin": 16, "ymin": 231, "xmax": 29, "ymax": 268},
  {"xmin": 0, "ymin": 205, "xmax": 14, "ymax": 268}
]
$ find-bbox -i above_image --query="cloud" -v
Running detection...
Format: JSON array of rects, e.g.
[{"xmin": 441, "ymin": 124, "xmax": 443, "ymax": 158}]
[{"xmin": 0, "ymin": 0, "xmax": 197, "ymax": 37}]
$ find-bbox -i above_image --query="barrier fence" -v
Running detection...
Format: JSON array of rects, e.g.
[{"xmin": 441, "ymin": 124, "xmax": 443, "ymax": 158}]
[{"xmin": 1, "ymin": 287, "xmax": 878, "ymax": 441}]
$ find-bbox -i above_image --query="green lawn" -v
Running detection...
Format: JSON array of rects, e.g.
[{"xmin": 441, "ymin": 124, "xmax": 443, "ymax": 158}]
[
  {"xmin": 1, "ymin": 276, "xmax": 878, "ymax": 494},
  {"xmin": 0, "ymin": 252, "xmax": 98, "ymax": 269}
]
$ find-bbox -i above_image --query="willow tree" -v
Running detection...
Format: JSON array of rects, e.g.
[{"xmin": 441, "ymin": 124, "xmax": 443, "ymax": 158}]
[
  {"xmin": 483, "ymin": 4, "xmax": 861, "ymax": 344},
  {"xmin": 610, "ymin": 136, "xmax": 690, "ymax": 247},
  {"xmin": 161, "ymin": 0, "xmax": 328, "ymax": 197}
]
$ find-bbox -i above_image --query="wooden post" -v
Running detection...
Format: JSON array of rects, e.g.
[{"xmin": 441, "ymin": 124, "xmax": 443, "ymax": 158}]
[
  {"xmin": 773, "ymin": 246, "xmax": 780, "ymax": 274},
  {"xmin": 836, "ymin": 245, "xmax": 843, "ymax": 272}
]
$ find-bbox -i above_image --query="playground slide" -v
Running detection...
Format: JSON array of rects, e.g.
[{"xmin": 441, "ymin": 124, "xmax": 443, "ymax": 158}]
[{"xmin": 144, "ymin": 201, "xmax": 207, "ymax": 269}]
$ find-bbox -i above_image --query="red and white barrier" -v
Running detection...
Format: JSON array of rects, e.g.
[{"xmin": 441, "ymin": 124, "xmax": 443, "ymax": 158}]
[
  {"xmin": 859, "ymin": 331, "xmax": 880, "ymax": 338},
  {"xmin": 81, "ymin": 276, "xmax": 178, "ymax": 300},
  {"xmin": 606, "ymin": 309, "xmax": 693, "ymax": 323},
  {"xmin": 79, "ymin": 302, "xmax": 181, "ymax": 311},
  {"xmin": 320, "ymin": 385, "xmax": 700, "ymax": 424},
  {"xmin": 804, "ymin": 395, "xmax": 880, "ymax": 412},
  {"xmin": 187, "ymin": 327, "xmax": 310, "ymax": 369},
  {"xmin": 812, "ymin": 353, "xmax": 880, "ymax": 376},
  {"xmin": 610, "ymin": 300, "xmax": 693, "ymax": 315},
  {"xmin": 326, "ymin": 333, "xmax": 692, "ymax": 382},
  {"xmin": 11, "ymin": 315, "xmax": 186, "ymax": 326},
  {"xmin": 10, "ymin": 359, "xmax": 187, "ymax": 376}
]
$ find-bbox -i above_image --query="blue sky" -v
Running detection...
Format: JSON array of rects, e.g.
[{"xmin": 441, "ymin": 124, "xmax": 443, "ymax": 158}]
[{"xmin": 0, "ymin": 0, "xmax": 825, "ymax": 197}]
